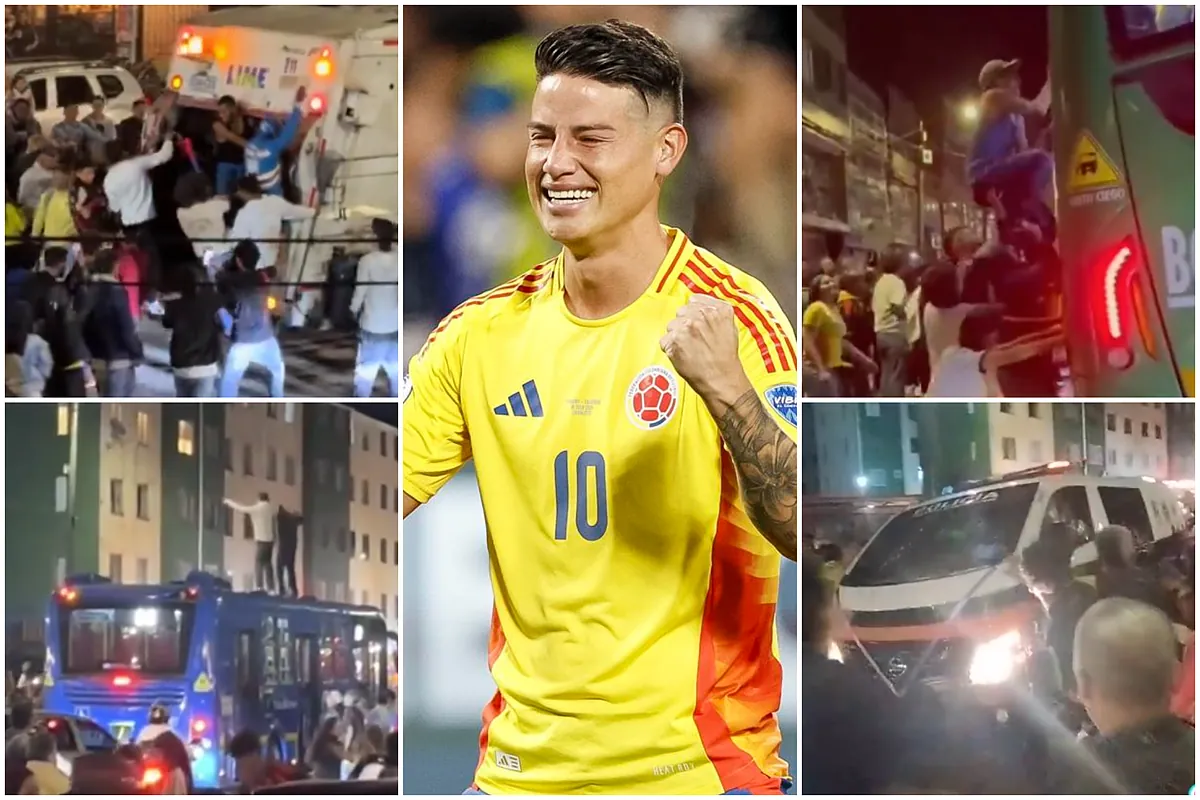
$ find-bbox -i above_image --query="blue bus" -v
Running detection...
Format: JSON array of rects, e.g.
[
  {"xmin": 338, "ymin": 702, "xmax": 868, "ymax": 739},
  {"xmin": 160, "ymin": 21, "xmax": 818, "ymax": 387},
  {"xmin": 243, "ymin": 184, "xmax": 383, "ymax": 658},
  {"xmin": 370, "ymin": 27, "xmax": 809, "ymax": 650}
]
[{"xmin": 41, "ymin": 571, "xmax": 393, "ymax": 789}]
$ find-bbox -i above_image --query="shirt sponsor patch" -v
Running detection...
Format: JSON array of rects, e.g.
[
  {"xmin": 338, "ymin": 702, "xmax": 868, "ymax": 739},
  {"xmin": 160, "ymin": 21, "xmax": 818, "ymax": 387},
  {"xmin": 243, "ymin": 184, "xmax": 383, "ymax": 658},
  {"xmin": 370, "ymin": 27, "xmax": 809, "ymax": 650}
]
[
  {"xmin": 494, "ymin": 750, "xmax": 522, "ymax": 772},
  {"xmin": 764, "ymin": 384, "xmax": 797, "ymax": 426}
]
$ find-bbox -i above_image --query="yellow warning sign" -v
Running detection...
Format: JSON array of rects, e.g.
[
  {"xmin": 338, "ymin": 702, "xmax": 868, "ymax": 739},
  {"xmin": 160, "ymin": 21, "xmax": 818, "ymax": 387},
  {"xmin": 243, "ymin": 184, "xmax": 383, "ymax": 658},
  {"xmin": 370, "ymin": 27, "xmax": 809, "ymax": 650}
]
[
  {"xmin": 1067, "ymin": 131, "xmax": 1122, "ymax": 193},
  {"xmin": 193, "ymin": 673, "xmax": 214, "ymax": 693}
]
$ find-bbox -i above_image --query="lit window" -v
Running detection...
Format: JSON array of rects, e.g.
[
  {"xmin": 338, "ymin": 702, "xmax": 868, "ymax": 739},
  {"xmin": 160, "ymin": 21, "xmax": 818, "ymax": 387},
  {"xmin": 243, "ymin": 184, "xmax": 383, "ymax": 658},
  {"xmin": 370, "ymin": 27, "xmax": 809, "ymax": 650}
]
[
  {"xmin": 178, "ymin": 421, "xmax": 195, "ymax": 456},
  {"xmin": 137, "ymin": 411, "xmax": 150, "ymax": 445},
  {"xmin": 57, "ymin": 405, "xmax": 70, "ymax": 436}
]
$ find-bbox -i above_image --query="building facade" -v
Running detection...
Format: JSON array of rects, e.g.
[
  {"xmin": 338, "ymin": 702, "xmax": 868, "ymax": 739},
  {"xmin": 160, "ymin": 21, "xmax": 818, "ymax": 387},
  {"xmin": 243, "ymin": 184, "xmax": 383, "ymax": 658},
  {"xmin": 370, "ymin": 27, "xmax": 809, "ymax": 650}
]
[
  {"xmin": 350, "ymin": 413, "xmax": 401, "ymax": 630},
  {"xmin": 803, "ymin": 403, "xmax": 1188, "ymax": 501},
  {"xmin": 801, "ymin": 6, "xmax": 851, "ymax": 262},
  {"xmin": 5, "ymin": 402, "xmax": 398, "ymax": 634}
]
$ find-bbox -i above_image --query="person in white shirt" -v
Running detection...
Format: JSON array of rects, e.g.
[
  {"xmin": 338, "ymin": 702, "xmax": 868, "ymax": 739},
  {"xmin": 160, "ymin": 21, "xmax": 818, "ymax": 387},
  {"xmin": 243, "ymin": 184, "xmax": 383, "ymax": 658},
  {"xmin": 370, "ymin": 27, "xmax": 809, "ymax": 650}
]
[
  {"xmin": 104, "ymin": 136, "xmax": 173, "ymax": 295},
  {"xmin": 219, "ymin": 176, "xmax": 315, "ymax": 276},
  {"xmin": 871, "ymin": 247, "xmax": 911, "ymax": 397},
  {"xmin": 174, "ymin": 172, "xmax": 230, "ymax": 273},
  {"xmin": 927, "ymin": 307, "xmax": 1063, "ymax": 398},
  {"xmin": 17, "ymin": 148, "xmax": 57, "ymax": 215},
  {"xmin": 135, "ymin": 703, "xmax": 181, "ymax": 746},
  {"xmin": 349, "ymin": 218, "xmax": 399, "ymax": 397},
  {"xmin": 224, "ymin": 491, "xmax": 278, "ymax": 592}
]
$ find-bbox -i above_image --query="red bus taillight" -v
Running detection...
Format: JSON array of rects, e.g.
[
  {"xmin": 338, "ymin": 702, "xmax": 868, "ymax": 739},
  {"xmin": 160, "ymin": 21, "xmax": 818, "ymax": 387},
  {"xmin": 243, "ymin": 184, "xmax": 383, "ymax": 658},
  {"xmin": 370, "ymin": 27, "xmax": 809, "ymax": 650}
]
[
  {"xmin": 112, "ymin": 675, "xmax": 132, "ymax": 688},
  {"xmin": 1095, "ymin": 239, "xmax": 1156, "ymax": 369}
]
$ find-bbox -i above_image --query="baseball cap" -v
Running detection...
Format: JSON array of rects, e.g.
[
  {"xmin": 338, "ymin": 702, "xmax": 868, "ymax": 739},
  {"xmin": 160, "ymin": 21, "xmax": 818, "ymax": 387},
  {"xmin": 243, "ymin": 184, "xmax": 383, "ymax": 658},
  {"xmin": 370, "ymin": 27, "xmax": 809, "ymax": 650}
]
[{"xmin": 979, "ymin": 58, "xmax": 1021, "ymax": 89}]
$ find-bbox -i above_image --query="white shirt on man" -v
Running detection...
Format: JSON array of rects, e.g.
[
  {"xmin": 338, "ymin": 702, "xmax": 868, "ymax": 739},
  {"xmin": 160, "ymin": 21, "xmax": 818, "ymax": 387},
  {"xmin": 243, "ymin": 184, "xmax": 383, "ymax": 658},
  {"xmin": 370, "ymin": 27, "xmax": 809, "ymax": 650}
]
[
  {"xmin": 104, "ymin": 139, "xmax": 174, "ymax": 227},
  {"xmin": 221, "ymin": 195, "xmax": 315, "ymax": 271},
  {"xmin": 223, "ymin": 497, "xmax": 276, "ymax": 543},
  {"xmin": 872, "ymin": 272, "xmax": 908, "ymax": 335},
  {"xmin": 350, "ymin": 249, "xmax": 399, "ymax": 334}
]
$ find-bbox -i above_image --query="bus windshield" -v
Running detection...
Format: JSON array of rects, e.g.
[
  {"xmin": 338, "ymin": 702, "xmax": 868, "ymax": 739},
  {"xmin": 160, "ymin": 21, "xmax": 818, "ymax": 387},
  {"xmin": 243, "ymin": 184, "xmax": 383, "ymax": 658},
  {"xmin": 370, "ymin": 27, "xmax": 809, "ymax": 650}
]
[
  {"xmin": 842, "ymin": 484, "xmax": 1039, "ymax": 587},
  {"xmin": 62, "ymin": 606, "xmax": 194, "ymax": 675}
]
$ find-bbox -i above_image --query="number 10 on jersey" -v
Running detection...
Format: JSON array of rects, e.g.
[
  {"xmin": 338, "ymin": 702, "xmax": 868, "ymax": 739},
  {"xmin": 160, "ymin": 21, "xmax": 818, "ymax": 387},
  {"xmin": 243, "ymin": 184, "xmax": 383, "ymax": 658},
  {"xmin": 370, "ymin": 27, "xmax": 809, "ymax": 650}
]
[{"xmin": 554, "ymin": 450, "xmax": 609, "ymax": 541}]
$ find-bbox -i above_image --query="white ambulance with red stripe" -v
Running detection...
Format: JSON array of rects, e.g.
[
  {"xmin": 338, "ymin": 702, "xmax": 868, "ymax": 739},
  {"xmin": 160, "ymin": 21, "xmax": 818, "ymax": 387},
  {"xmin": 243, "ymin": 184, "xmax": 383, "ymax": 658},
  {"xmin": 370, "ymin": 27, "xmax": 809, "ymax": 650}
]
[
  {"xmin": 165, "ymin": 6, "xmax": 397, "ymax": 310},
  {"xmin": 835, "ymin": 462, "xmax": 1188, "ymax": 700}
]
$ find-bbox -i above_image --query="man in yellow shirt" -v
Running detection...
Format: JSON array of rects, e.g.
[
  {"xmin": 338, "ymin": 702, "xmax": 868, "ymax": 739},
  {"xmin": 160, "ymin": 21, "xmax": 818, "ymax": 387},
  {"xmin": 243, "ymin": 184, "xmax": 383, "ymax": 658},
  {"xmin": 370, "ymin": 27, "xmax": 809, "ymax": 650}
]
[
  {"xmin": 31, "ymin": 166, "xmax": 77, "ymax": 254},
  {"xmin": 404, "ymin": 20, "xmax": 795, "ymax": 796}
]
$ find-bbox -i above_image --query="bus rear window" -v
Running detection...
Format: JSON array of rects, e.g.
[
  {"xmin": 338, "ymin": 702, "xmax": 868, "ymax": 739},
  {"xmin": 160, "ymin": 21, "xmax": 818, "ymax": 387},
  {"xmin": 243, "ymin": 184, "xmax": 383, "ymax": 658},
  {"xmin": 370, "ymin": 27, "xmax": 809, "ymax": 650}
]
[
  {"xmin": 63, "ymin": 606, "xmax": 194, "ymax": 675},
  {"xmin": 1108, "ymin": 6, "xmax": 1195, "ymax": 54}
]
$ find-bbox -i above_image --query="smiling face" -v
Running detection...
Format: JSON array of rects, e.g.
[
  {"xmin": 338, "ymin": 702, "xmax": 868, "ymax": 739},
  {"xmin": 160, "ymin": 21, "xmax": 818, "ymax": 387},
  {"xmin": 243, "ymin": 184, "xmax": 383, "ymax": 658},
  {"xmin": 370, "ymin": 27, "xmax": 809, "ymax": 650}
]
[{"xmin": 525, "ymin": 74, "xmax": 685, "ymax": 248}]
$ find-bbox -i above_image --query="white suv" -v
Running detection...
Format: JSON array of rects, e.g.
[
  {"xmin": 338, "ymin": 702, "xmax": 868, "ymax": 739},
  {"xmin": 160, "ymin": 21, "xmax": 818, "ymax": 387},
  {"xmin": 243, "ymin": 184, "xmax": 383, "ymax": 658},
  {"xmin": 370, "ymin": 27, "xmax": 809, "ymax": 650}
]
[{"xmin": 7, "ymin": 60, "xmax": 144, "ymax": 133}]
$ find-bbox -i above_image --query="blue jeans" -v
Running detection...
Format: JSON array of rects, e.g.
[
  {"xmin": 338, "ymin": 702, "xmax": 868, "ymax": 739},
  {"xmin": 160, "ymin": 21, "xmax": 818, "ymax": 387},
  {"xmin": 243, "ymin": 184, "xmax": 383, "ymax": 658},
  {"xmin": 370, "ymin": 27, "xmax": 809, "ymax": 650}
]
[
  {"xmin": 175, "ymin": 374, "xmax": 217, "ymax": 397},
  {"xmin": 98, "ymin": 363, "xmax": 136, "ymax": 397},
  {"xmin": 354, "ymin": 331, "xmax": 400, "ymax": 397},
  {"xmin": 974, "ymin": 149, "xmax": 1055, "ymax": 235},
  {"xmin": 220, "ymin": 337, "xmax": 286, "ymax": 397},
  {"xmin": 215, "ymin": 162, "xmax": 245, "ymax": 196}
]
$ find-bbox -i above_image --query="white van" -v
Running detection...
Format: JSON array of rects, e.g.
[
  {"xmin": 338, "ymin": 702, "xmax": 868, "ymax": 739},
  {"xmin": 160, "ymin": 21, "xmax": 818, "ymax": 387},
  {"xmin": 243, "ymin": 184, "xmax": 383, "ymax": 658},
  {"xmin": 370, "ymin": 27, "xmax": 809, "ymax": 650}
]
[
  {"xmin": 836, "ymin": 462, "xmax": 1189, "ymax": 696},
  {"xmin": 164, "ymin": 6, "xmax": 397, "ymax": 314}
]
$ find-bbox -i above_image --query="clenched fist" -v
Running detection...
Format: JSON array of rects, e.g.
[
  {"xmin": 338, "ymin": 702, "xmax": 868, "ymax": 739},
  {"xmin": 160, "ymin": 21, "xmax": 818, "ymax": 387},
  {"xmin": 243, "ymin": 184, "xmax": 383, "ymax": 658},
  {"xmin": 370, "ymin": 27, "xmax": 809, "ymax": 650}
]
[{"xmin": 661, "ymin": 295, "xmax": 752, "ymax": 407}]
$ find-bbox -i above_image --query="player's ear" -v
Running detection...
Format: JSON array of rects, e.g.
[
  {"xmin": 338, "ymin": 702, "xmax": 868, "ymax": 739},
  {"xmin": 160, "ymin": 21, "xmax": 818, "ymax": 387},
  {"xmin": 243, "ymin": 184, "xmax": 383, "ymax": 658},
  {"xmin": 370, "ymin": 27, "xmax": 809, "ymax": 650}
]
[{"xmin": 655, "ymin": 123, "xmax": 687, "ymax": 180}]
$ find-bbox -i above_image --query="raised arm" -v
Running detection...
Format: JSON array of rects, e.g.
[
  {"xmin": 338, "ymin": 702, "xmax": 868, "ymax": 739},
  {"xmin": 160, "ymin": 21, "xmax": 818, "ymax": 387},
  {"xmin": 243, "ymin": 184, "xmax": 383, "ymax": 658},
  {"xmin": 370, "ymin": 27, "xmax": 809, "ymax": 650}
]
[{"xmin": 662, "ymin": 294, "xmax": 797, "ymax": 561}]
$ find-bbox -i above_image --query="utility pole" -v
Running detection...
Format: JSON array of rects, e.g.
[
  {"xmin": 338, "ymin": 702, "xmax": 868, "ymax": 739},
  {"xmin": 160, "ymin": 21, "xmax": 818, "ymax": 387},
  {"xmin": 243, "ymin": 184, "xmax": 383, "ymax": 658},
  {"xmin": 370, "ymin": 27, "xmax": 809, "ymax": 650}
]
[
  {"xmin": 66, "ymin": 403, "xmax": 80, "ymax": 574},
  {"xmin": 196, "ymin": 404, "xmax": 205, "ymax": 572}
]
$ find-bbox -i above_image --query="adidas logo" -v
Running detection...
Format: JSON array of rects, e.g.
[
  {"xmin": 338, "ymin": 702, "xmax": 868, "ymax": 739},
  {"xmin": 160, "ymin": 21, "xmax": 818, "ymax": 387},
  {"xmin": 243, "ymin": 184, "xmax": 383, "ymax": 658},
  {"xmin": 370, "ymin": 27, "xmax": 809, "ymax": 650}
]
[{"xmin": 494, "ymin": 380, "xmax": 544, "ymax": 418}]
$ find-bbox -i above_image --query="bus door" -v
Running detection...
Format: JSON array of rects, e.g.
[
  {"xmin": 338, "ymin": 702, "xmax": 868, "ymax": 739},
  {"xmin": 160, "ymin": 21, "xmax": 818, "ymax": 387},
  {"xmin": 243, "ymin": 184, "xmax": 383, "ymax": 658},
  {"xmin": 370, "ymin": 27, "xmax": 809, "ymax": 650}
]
[
  {"xmin": 295, "ymin": 632, "xmax": 321, "ymax": 749},
  {"xmin": 1105, "ymin": 7, "xmax": 1195, "ymax": 395},
  {"xmin": 233, "ymin": 629, "xmax": 262, "ymax": 741}
]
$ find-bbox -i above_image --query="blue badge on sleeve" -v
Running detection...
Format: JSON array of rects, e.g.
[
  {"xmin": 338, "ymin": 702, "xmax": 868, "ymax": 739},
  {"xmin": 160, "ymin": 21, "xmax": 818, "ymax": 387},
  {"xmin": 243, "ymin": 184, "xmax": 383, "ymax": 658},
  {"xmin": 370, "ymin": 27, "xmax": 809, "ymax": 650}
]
[{"xmin": 764, "ymin": 384, "xmax": 797, "ymax": 426}]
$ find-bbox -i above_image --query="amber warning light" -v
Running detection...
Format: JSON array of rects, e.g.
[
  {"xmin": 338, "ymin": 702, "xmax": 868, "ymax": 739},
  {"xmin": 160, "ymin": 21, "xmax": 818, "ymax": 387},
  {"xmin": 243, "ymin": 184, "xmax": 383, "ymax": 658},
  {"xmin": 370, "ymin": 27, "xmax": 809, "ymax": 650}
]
[
  {"xmin": 178, "ymin": 30, "xmax": 204, "ymax": 56},
  {"xmin": 314, "ymin": 47, "xmax": 333, "ymax": 78}
]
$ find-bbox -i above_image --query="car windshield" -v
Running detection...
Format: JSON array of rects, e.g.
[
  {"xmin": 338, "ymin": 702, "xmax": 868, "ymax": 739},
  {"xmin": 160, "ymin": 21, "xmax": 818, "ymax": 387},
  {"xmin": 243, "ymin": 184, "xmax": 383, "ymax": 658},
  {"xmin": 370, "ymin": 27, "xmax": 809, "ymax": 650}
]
[
  {"xmin": 842, "ymin": 484, "xmax": 1039, "ymax": 587},
  {"xmin": 63, "ymin": 606, "xmax": 194, "ymax": 675}
]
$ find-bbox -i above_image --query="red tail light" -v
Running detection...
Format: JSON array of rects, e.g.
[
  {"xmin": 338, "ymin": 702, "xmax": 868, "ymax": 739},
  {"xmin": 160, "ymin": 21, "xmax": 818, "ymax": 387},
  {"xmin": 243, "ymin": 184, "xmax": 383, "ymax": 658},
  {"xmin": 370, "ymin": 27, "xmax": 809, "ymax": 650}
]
[
  {"xmin": 141, "ymin": 766, "xmax": 165, "ymax": 788},
  {"xmin": 191, "ymin": 718, "xmax": 207, "ymax": 735},
  {"xmin": 58, "ymin": 587, "xmax": 78, "ymax": 602},
  {"xmin": 112, "ymin": 675, "xmax": 132, "ymax": 688},
  {"xmin": 46, "ymin": 719, "xmax": 60, "ymax": 730},
  {"xmin": 308, "ymin": 94, "xmax": 326, "ymax": 115},
  {"xmin": 1095, "ymin": 239, "xmax": 1156, "ymax": 369}
]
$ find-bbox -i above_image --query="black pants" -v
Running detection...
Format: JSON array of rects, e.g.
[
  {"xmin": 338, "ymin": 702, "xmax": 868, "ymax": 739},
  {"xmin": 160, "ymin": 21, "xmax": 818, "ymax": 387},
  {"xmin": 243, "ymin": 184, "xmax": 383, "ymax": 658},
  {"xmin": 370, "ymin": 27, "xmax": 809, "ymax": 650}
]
[
  {"xmin": 255, "ymin": 540, "xmax": 276, "ymax": 592},
  {"xmin": 276, "ymin": 545, "xmax": 297, "ymax": 596}
]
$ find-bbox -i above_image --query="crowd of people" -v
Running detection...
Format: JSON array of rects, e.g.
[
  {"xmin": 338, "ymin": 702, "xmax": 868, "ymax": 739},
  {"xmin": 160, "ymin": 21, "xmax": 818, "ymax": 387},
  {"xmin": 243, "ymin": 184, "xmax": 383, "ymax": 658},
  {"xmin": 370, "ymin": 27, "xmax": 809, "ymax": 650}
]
[
  {"xmin": 802, "ymin": 521, "xmax": 1195, "ymax": 794},
  {"xmin": 802, "ymin": 229, "xmax": 1064, "ymax": 399},
  {"xmin": 4, "ymin": 687, "xmax": 398, "ymax": 794},
  {"xmin": 5, "ymin": 81, "xmax": 399, "ymax": 399}
]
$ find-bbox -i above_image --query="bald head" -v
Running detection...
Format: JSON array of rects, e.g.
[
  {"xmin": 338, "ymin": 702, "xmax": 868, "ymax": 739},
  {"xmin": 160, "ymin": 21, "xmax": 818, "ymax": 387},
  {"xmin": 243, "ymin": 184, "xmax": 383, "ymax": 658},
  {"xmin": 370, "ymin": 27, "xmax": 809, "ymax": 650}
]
[
  {"xmin": 1074, "ymin": 597, "xmax": 1179, "ymax": 708},
  {"xmin": 1095, "ymin": 524, "xmax": 1136, "ymax": 567}
]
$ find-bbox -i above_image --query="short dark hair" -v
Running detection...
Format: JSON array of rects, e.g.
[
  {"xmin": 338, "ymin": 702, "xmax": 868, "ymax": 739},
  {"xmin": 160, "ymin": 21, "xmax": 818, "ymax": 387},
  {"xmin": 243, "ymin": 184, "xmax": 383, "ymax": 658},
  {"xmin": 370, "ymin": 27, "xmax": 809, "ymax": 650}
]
[
  {"xmin": 91, "ymin": 248, "xmax": 118, "ymax": 276},
  {"xmin": 218, "ymin": 95, "xmax": 237, "ymax": 108},
  {"xmin": 43, "ymin": 247, "xmax": 69, "ymax": 270},
  {"xmin": 227, "ymin": 729, "xmax": 261, "ymax": 759},
  {"xmin": 236, "ymin": 175, "xmax": 263, "ymax": 196},
  {"xmin": 534, "ymin": 19, "xmax": 685, "ymax": 123},
  {"xmin": 921, "ymin": 261, "xmax": 961, "ymax": 310},
  {"xmin": 1020, "ymin": 535, "xmax": 1073, "ymax": 590},
  {"xmin": 958, "ymin": 307, "xmax": 1001, "ymax": 351},
  {"xmin": 233, "ymin": 239, "xmax": 261, "ymax": 271},
  {"xmin": 8, "ymin": 694, "xmax": 33, "ymax": 729},
  {"xmin": 26, "ymin": 728, "xmax": 56, "ymax": 761}
]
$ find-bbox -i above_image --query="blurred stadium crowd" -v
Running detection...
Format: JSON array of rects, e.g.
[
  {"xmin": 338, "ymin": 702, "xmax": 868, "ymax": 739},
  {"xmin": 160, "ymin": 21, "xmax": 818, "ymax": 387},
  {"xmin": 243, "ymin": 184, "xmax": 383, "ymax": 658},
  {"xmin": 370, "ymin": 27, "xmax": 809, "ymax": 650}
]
[{"xmin": 402, "ymin": 5, "xmax": 797, "ymax": 360}]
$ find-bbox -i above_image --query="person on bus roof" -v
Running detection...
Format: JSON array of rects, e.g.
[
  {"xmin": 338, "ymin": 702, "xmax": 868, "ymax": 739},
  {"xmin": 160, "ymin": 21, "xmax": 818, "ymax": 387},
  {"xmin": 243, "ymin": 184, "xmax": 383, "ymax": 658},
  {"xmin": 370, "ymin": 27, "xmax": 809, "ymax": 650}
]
[{"xmin": 244, "ymin": 86, "xmax": 308, "ymax": 197}]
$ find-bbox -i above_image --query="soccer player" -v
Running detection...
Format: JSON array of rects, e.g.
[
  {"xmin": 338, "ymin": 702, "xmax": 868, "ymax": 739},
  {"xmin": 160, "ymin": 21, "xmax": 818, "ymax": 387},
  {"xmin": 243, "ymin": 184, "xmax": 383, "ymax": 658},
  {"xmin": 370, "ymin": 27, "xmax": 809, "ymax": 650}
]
[{"xmin": 403, "ymin": 20, "xmax": 797, "ymax": 795}]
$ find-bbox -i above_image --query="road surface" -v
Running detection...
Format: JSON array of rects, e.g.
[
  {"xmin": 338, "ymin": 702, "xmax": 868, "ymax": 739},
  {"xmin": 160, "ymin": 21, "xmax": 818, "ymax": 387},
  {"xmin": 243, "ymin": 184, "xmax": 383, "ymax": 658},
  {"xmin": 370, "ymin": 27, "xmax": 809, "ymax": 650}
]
[{"xmin": 132, "ymin": 319, "xmax": 394, "ymax": 398}]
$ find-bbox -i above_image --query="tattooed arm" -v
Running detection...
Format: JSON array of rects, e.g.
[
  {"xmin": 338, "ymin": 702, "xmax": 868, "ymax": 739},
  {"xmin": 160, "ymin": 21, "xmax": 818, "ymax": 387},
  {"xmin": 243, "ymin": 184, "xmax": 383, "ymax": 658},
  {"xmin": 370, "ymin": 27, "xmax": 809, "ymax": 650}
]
[{"xmin": 707, "ymin": 383, "xmax": 799, "ymax": 561}]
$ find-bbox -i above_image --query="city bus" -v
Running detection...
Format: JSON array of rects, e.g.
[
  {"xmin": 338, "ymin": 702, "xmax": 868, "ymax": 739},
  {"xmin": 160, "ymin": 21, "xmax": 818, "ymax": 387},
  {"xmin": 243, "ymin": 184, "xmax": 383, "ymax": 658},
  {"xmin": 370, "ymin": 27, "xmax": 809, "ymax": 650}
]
[
  {"xmin": 1050, "ymin": 5, "xmax": 1195, "ymax": 397},
  {"xmin": 41, "ymin": 571, "xmax": 391, "ymax": 789}
]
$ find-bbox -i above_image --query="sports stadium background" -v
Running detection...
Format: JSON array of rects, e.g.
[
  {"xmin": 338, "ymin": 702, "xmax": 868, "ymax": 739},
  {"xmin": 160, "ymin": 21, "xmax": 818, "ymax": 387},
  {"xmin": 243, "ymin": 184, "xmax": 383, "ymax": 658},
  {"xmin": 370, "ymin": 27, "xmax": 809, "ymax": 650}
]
[{"xmin": 401, "ymin": 6, "xmax": 798, "ymax": 792}]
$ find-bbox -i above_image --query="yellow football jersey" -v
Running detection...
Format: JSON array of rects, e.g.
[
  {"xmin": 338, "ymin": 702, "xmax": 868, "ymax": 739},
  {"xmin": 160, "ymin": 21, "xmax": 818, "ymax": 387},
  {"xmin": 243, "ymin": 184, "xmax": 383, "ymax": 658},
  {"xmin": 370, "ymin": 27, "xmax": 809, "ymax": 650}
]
[{"xmin": 403, "ymin": 228, "xmax": 796, "ymax": 795}]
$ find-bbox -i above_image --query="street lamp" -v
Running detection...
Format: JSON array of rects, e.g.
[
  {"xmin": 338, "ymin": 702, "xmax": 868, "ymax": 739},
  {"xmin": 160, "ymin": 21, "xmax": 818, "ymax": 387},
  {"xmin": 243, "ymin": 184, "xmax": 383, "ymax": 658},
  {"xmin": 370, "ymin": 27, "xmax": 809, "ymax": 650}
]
[
  {"xmin": 854, "ymin": 475, "xmax": 868, "ymax": 490},
  {"xmin": 960, "ymin": 102, "xmax": 980, "ymax": 124}
]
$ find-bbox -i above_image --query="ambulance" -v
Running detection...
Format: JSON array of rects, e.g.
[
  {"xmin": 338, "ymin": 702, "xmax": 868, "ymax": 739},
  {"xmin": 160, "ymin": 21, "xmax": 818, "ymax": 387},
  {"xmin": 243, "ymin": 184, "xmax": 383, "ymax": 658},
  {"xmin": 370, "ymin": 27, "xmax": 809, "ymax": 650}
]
[
  {"xmin": 164, "ymin": 6, "xmax": 397, "ymax": 316},
  {"xmin": 834, "ymin": 462, "xmax": 1188, "ymax": 699}
]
